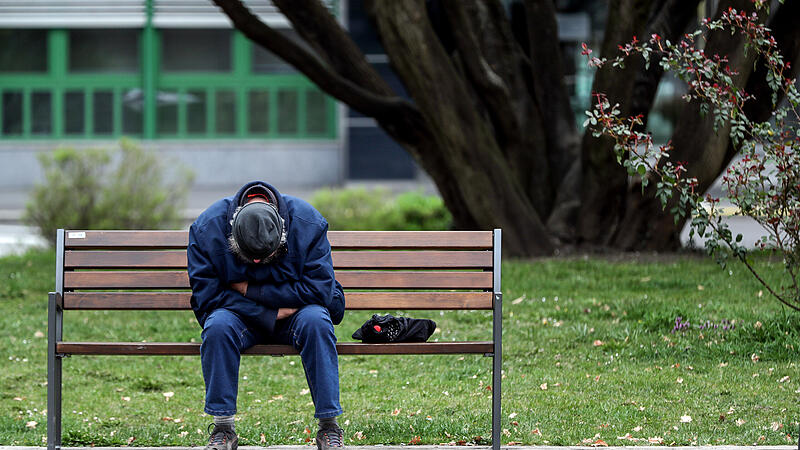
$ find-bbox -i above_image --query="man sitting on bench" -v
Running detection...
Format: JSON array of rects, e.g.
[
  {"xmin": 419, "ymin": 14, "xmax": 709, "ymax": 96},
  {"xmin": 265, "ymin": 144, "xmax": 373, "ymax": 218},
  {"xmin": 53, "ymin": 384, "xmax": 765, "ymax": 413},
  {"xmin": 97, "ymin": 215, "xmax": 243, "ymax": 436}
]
[{"xmin": 187, "ymin": 181, "xmax": 346, "ymax": 450}]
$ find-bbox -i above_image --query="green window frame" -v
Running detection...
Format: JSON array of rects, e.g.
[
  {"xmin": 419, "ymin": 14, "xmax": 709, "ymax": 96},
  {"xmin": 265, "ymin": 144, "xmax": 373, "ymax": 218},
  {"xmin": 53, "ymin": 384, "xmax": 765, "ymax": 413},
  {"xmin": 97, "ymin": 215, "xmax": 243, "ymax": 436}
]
[{"xmin": 0, "ymin": 27, "xmax": 336, "ymax": 141}]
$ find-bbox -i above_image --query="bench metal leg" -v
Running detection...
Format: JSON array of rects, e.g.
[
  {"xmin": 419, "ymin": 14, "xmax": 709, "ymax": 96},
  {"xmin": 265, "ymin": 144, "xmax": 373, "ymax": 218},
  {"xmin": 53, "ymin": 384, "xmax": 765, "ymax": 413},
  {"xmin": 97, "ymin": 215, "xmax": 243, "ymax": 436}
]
[
  {"xmin": 492, "ymin": 293, "xmax": 502, "ymax": 450},
  {"xmin": 47, "ymin": 292, "xmax": 62, "ymax": 450}
]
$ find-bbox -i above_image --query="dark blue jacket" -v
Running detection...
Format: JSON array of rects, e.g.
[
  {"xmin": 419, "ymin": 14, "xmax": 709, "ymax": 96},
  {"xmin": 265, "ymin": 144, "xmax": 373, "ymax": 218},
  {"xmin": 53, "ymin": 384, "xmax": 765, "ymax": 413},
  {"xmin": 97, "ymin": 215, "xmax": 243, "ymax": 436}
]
[{"xmin": 187, "ymin": 181, "xmax": 345, "ymax": 334}]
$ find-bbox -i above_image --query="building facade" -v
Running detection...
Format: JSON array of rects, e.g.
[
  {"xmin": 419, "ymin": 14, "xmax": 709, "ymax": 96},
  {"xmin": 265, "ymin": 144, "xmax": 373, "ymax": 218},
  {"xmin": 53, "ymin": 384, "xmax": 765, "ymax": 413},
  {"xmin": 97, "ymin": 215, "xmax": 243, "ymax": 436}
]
[{"xmin": 0, "ymin": 0, "xmax": 352, "ymax": 197}]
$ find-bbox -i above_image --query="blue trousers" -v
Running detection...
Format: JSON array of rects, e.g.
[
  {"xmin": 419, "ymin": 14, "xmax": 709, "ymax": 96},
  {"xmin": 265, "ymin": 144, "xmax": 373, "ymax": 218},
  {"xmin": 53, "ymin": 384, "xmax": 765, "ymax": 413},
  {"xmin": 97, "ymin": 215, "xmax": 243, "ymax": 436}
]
[{"xmin": 200, "ymin": 304, "xmax": 343, "ymax": 418}]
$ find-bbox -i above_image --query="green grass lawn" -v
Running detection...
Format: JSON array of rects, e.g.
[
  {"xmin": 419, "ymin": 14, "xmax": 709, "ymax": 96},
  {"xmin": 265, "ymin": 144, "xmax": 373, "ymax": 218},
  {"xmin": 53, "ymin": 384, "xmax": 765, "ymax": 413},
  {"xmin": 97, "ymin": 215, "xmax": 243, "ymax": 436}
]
[{"xmin": 1, "ymin": 249, "xmax": 798, "ymax": 447}]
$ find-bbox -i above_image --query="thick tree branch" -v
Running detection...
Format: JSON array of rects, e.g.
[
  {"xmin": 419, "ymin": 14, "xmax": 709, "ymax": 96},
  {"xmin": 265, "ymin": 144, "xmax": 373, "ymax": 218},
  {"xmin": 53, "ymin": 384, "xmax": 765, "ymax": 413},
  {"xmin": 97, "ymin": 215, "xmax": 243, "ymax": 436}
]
[
  {"xmin": 521, "ymin": 0, "xmax": 582, "ymax": 238},
  {"xmin": 212, "ymin": 0, "xmax": 416, "ymax": 119},
  {"xmin": 630, "ymin": 0, "xmax": 701, "ymax": 121},
  {"xmin": 443, "ymin": 0, "xmax": 553, "ymax": 219},
  {"xmin": 271, "ymin": 0, "xmax": 396, "ymax": 98},
  {"xmin": 739, "ymin": 0, "xmax": 800, "ymax": 135},
  {"xmin": 578, "ymin": 0, "xmax": 655, "ymax": 245}
]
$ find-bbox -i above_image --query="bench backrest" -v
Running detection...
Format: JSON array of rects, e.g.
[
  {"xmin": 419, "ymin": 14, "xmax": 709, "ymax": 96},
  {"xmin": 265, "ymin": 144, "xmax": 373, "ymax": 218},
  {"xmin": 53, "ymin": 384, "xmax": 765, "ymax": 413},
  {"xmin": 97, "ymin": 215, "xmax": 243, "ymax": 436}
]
[{"xmin": 57, "ymin": 230, "xmax": 501, "ymax": 312}]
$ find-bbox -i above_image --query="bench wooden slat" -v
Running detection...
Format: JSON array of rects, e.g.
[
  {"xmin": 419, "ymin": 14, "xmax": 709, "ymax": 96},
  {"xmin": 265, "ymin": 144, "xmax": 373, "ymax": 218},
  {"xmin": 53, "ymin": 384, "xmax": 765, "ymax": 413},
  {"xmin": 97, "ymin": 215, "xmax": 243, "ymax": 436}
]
[
  {"xmin": 56, "ymin": 341, "xmax": 494, "ymax": 355},
  {"xmin": 65, "ymin": 251, "xmax": 187, "ymax": 269},
  {"xmin": 64, "ymin": 230, "xmax": 493, "ymax": 250},
  {"xmin": 65, "ymin": 231, "xmax": 189, "ymax": 249},
  {"xmin": 64, "ymin": 250, "xmax": 493, "ymax": 269},
  {"xmin": 62, "ymin": 292, "xmax": 494, "ymax": 310},
  {"xmin": 64, "ymin": 271, "xmax": 493, "ymax": 290}
]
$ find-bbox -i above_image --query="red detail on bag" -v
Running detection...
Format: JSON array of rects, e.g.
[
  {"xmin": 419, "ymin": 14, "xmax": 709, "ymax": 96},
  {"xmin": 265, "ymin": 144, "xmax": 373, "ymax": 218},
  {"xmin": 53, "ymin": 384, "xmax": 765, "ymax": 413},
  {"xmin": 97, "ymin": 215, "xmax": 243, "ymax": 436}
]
[{"xmin": 373, "ymin": 325, "xmax": 382, "ymax": 333}]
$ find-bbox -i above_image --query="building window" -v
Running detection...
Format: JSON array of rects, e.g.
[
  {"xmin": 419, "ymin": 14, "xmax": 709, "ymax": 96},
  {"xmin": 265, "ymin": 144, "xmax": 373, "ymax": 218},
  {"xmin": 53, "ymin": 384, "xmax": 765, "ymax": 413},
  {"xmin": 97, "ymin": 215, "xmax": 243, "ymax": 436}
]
[
  {"xmin": 69, "ymin": 29, "xmax": 140, "ymax": 72},
  {"xmin": 64, "ymin": 91, "xmax": 85, "ymax": 134},
  {"xmin": 215, "ymin": 90, "xmax": 236, "ymax": 134},
  {"xmin": 93, "ymin": 91, "xmax": 114, "ymax": 135},
  {"xmin": 32, "ymin": 91, "xmax": 52, "ymax": 135},
  {"xmin": 186, "ymin": 90, "xmax": 207, "ymax": 134},
  {"xmin": 277, "ymin": 89, "xmax": 298, "ymax": 134},
  {"xmin": 248, "ymin": 90, "xmax": 269, "ymax": 134},
  {"xmin": 0, "ymin": 30, "xmax": 47, "ymax": 72},
  {"xmin": 2, "ymin": 91, "xmax": 23, "ymax": 135},
  {"xmin": 162, "ymin": 29, "xmax": 231, "ymax": 72},
  {"xmin": 122, "ymin": 88, "xmax": 143, "ymax": 135},
  {"xmin": 306, "ymin": 89, "xmax": 328, "ymax": 135},
  {"xmin": 157, "ymin": 90, "xmax": 179, "ymax": 135}
]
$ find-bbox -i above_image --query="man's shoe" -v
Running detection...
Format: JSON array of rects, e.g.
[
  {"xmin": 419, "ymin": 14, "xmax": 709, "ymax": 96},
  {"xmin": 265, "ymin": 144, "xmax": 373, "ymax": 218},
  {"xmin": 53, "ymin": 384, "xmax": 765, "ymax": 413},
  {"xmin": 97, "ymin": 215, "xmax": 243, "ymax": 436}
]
[
  {"xmin": 316, "ymin": 426, "xmax": 344, "ymax": 450},
  {"xmin": 205, "ymin": 424, "xmax": 238, "ymax": 450}
]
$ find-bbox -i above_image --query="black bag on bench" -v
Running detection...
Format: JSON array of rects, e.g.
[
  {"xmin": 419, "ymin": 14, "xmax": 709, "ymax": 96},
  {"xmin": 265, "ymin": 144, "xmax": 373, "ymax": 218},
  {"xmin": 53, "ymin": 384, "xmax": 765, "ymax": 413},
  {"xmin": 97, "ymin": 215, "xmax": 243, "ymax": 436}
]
[{"xmin": 352, "ymin": 314, "xmax": 437, "ymax": 343}]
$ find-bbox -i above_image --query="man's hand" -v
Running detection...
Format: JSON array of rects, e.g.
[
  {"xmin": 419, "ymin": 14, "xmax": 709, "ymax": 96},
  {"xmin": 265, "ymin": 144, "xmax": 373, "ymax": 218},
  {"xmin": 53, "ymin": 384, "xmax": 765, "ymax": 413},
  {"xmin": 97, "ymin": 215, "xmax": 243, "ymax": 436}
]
[
  {"xmin": 277, "ymin": 308, "xmax": 298, "ymax": 320},
  {"xmin": 230, "ymin": 281, "xmax": 248, "ymax": 296}
]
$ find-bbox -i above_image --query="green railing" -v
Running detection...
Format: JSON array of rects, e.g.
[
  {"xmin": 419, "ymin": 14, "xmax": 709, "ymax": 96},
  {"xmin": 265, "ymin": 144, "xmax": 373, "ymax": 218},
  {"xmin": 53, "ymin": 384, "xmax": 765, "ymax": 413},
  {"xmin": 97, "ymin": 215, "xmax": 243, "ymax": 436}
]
[{"xmin": 0, "ymin": 29, "xmax": 336, "ymax": 141}]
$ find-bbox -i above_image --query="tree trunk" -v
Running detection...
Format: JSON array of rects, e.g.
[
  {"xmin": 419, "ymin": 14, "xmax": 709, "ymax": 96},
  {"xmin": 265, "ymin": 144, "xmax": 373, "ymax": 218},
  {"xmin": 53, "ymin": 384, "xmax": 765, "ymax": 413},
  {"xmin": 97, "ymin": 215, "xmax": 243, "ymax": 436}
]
[
  {"xmin": 215, "ymin": 0, "xmax": 800, "ymax": 256},
  {"xmin": 366, "ymin": 0, "xmax": 555, "ymax": 256},
  {"xmin": 609, "ymin": 0, "xmax": 767, "ymax": 250},
  {"xmin": 577, "ymin": 0, "xmax": 654, "ymax": 246}
]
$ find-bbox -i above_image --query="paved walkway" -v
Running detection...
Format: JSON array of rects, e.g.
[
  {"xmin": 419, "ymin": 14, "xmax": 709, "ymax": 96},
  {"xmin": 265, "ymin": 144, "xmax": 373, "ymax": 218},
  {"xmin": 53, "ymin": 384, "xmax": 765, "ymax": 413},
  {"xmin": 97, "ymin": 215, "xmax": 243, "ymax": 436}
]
[{"xmin": 0, "ymin": 446, "xmax": 796, "ymax": 450}]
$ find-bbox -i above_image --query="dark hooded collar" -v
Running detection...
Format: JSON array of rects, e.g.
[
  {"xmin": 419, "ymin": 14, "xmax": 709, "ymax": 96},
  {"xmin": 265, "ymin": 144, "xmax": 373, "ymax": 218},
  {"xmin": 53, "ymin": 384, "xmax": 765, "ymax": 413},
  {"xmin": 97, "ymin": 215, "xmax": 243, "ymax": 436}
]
[{"xmin": 228, "ymin": 181, "xmax": 289, "ymax": 226}]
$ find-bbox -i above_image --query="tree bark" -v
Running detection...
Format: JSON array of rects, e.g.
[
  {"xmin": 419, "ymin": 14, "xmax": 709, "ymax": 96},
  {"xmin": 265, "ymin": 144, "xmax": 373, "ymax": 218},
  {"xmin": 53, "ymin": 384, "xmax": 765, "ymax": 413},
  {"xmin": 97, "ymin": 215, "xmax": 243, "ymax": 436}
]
[
  {"xmin": 366, "ymin": 0, "xmax": 555, "ymax": 256},
  {"xmin": 577, "ymin": 0, "xmax": 654, "ymax": 246},
  {"xmin": 520, "ymin": 0, "xmax": 582, "ymax": 241},
  {"xmin": 609, "ymin": 0, "xmax": 762, "ymax": 250}
]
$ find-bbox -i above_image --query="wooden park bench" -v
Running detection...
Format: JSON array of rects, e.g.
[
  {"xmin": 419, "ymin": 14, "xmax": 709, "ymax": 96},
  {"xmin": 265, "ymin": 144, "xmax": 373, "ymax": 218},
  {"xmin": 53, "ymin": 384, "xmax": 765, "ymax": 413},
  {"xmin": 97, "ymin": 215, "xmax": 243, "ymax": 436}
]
[{"xmin": 47, "ymin": 229, "xmax": 502, "ymax": 450}]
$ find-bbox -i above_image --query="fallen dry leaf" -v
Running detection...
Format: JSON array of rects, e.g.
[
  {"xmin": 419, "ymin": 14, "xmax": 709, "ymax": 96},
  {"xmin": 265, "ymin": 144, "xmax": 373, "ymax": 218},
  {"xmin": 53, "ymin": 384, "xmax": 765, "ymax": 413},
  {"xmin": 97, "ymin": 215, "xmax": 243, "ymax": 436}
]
[
  {"xmin": 593, "ymin": 340, "xmax": 604, "ymax": 347},
  {"xmin": 680, "ymin": 415, "xmax": 692, "ymax": 423},
  {"xmin": 677, "ymin": 378, "xmax": 683, "ymax": 384},
  {"xmin": 771, "ymin": 422, "xmax": 783, "ymax": 431},
  {"xmin": 633, "ymin": 426, "xmax": 642, "ymax": 432},
  {"xmin": 648, "ymin": 437, "xmax": 664, "ymax": 444},
  {"xmin": 506, "ymin": 441, "xmax": 521, "ymax": 446},
  {"xmin": 736, "ymin": 418, "xmax": 746, "ymax": 426},
  {"xmin": 751, "ymin": 354, "xmax": 760, "ymax": 363},
  {"xmin": 540, "ymin": 383, "xmax": 548, "ymax": 390},
  {"xmin": 779, "ymin": 376, "xmax": 790, "ymax": 383},
  {"xmin": 508, "ymin": 412, "xmax": 518, "ymax": 419},
  {"xmin": 511, "ymin": 296, "xmax": 525, "ymax": 305},
  {"xmin": 591, "ymin": 439, "xmax": 608, "ymax": 447},
  {"xmin": 34, "ymin": 331, "xmax": 44, "ymax": 338},
  {"xmin": 13, "ymin": 397, "xmax": 22, "ymax": 401},
  {"xmin": 391, "ymin": 408, "xmax": 401, "ymax": 416},
  {"xmin": 121, "ymin": 396, "xmax": 131, "ymax": 402},
  {"xmin": 127, "ymin": 436, "xmax": 135, "ymax": 444},
  {"xmin": 353, "ymin": 431, "xmax": 365, "ymax": 440},
  {"xmin": 697, "ymin": 285, "xmax": 704, "ymax": 290},
  {"xmin": 719, "ymin": 362, "xmax": 728, "ymax": 367},
  {"xmin": 409, "ymin": 436, "xmax": 422, "ymax": 445},
  {"xmin": 531, "ymin": 429, "xmax": 542, "ymax": 436},
  {"xmin": 26, "ymin": 421, "xmax": 37, "ymax": 429}
]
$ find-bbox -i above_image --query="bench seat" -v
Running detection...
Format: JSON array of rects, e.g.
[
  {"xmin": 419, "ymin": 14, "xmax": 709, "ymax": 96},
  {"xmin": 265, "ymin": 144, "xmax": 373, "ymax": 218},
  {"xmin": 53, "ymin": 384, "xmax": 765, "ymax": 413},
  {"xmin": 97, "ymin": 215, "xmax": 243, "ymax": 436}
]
[{"xmin": 48, "ymin": 229, "xmax": 502, "ymax": 450}]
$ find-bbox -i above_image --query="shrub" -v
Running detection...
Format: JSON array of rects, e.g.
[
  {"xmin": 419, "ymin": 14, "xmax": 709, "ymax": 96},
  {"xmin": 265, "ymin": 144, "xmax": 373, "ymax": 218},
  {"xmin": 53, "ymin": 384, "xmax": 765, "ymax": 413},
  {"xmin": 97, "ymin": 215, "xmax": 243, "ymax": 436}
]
[
  {"xmin": 24, "ymin": 140, "xmax": 195, "ymax": 245},
  {"xmin": 584, "ymin": 3, "xmax": 800, "ymax": 311},
  {"xmin": 310, "ymin": 188, "xmax": 451, "ymax": 231}
]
